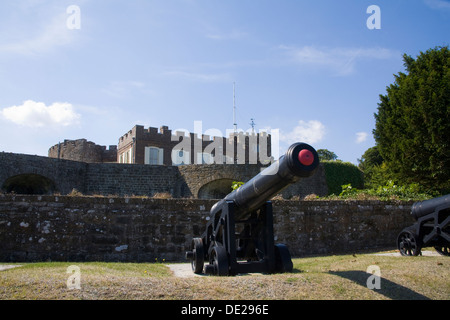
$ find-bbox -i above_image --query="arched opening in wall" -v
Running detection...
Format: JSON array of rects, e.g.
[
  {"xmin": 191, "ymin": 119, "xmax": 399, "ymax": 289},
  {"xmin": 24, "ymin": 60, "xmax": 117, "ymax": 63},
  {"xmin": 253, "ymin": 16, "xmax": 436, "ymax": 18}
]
[
  {"xmin": 2, "ymin": 174, "xmax": 57, "ymax": 195},
  {"xmin": 198, "ymin": 179, "xmax": 237, "ymax": 199}
]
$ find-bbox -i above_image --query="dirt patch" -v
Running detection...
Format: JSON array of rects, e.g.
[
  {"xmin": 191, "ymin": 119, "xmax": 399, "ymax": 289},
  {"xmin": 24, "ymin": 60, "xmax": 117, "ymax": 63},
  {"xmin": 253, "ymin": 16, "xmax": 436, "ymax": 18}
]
[
  {"xmin": 166, "ymin": 263, "xmax": 204, "ymax": 278},
  {"xmin": 373, "ymin": 250, "xmax": 441, "ymax": 257},
  {"xmin": 0, "ymin": 265, "xmax": 22, "ymax": 271}
]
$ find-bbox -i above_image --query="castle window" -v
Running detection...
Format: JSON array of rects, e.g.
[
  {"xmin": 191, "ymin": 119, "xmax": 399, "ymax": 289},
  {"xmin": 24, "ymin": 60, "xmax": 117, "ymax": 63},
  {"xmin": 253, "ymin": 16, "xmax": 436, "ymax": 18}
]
[
  {"xmin": 145, "ymin": 147, "xmax": 163, "ymax": 165},
  {"xmin": 119, "ymin": 148, "xmax": 133, "ymax": 164},
  {"xmin": 126, "ymin": 148, "xmax": 133, "ymax": 163}
]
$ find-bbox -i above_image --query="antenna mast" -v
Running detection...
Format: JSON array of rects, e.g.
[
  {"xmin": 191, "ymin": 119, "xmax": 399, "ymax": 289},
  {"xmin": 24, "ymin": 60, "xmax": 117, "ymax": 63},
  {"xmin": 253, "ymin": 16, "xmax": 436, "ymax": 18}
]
[
  {"xmin": 250, "ymin": 118, "xmax": 256, "ymax": 133},
  {"xmin": 233, "ymin": 82, "xmax": 237, "ymax": 133}
]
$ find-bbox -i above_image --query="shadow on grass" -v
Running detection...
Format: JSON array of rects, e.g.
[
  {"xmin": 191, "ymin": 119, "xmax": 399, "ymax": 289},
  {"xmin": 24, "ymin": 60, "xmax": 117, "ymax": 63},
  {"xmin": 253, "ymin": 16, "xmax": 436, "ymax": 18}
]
[{"xmin": 329, "ymin": 270, "xmax": 430, "ymax": 300}]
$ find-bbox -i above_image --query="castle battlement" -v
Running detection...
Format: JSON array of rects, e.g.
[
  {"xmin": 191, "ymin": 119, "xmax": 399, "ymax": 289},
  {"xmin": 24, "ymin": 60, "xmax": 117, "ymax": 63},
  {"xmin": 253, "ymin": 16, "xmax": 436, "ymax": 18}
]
[
  {"xmin": 50, "ymin": 124, "xmax": 272, "ymax": 166},
  {"xmin": 117, "ymin": 124, "xmax": 272, "ymax": 166},
  {"xmin": 48, "ymin": 139, "xmax": 117, "ymax": 163}
]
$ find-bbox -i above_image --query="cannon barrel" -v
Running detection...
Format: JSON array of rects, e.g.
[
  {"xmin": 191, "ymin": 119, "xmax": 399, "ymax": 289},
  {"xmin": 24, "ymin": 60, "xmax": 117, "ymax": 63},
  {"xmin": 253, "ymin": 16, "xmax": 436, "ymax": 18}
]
[
  {"xmin": 211, "ymin": 142, "xmax": 319, "ymax": 220},
  {"xmin": 411, "ymin": 194, "xmax": 450, "ymax": 220}
]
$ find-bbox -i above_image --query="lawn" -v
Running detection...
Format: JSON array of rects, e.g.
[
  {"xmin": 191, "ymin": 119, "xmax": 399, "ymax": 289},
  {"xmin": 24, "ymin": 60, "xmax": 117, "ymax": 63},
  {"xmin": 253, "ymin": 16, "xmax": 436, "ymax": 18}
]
[{"xmin": 0, "ymin": 250, "xmax": 448, "ymax": 300}]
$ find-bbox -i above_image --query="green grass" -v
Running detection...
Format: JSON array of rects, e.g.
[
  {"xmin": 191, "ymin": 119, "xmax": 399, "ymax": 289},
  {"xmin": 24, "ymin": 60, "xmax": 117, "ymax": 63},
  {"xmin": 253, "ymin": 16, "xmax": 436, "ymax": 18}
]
[
  {"xmin": 12, "ymin": 261, "xmax": 170, "ymax": 278},
  {"xmin": 1, "ymin": 250, "xmax": 449, "ymax": 300}
]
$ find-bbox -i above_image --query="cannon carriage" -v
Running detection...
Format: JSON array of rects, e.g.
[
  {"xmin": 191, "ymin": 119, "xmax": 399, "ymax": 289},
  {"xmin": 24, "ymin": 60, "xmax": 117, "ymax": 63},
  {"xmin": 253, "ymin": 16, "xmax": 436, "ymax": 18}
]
[
  {"xmin": 186, "ymin": 142, "xmax": 320, "ymax": 276},
  {"xmin": 397, "ymin": 194, "xmax": 450, "ymax": 256}
]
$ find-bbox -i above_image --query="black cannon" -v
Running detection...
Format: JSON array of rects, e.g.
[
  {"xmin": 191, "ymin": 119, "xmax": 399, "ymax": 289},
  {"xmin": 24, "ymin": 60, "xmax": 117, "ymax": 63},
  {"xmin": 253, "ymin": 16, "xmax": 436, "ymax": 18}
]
[
  {"xmin": 185, "ymin": 142, "xmax": 320, "ymax": 275},
  {"xmin": 397, "ymin": 194, "xmax": 449, "ymax": 256}
]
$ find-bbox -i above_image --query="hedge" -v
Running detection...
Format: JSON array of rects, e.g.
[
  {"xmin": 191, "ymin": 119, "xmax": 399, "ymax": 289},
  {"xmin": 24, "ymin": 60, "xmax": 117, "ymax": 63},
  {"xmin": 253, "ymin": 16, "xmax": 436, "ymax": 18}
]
[{"xmin": 322, "ymin": 161, "xmax": 364, "ymax": 195}]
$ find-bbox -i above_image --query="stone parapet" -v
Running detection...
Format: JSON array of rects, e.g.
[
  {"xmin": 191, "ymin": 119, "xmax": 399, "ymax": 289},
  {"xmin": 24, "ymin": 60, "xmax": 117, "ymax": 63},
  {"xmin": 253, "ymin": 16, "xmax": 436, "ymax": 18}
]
[{"xmin": 0, "ymin": 195, "xmax": 414, "ymax": 262}]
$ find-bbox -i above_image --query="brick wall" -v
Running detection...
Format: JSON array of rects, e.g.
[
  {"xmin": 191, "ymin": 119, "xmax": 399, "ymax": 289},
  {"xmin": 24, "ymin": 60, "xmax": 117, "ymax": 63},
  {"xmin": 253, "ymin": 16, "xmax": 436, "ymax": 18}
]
[
  {"xmin": 0, "ymin": 195, "xmax": 415, "ymax": 262},
  {"xmin": 117, "ymin": 125, "xmax": 273, "ymax": 165}
]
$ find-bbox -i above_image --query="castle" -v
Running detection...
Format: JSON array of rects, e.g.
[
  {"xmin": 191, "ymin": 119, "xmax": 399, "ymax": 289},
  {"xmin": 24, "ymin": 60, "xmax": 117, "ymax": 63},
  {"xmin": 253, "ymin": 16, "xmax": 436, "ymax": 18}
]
[
  {"xmin": 49, "ymin": 124, "xmax": 273, "ymax": 166},
  {"xmin": 1, "ymin": 124, "xmax": 327, "ymax": 199}
]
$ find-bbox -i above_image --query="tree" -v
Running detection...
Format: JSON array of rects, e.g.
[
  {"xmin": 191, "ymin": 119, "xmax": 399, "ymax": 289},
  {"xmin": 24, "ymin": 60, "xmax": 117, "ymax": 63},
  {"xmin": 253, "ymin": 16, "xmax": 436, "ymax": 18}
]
[
  {"xmin": 317, "ymin": 149, "xmax": 338, "ymax": 161},
  {"xmin": 373, "ymin": 46, "xmax": 450, "ymax": 193},
  {"xmin": 358, "ymin": 146, "xmax": 383, "ymax": 172},
  {"xmin": 358, "ymin": 146, "xmax": 388, "ymax": 188}
]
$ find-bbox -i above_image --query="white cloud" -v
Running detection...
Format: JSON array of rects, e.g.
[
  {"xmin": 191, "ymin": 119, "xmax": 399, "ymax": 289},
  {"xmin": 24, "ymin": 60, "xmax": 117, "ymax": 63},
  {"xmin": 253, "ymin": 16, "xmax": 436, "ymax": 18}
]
[
  {"xmin": 355, "ymin": 132, "xmax": 369, "ymax": 144},
  {"xmin": 1, "ymin": 100, "xmax": 81, "ymax": 128},
  {"xmin": 279, "ymin": 45, "xmax": 396, "ymax": 76},
  {"xmin": 281, "ymin": 120, "xmax": 326, "ymax": 145}
]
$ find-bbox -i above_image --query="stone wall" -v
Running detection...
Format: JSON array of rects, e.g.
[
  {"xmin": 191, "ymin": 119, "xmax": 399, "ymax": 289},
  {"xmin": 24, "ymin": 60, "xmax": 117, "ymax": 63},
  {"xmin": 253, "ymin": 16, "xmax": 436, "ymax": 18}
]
[
  {"xmin": 0, "ymin": 152, "xmax": 329, "ymax": 199},
  {"xmin": 273, "ymin": 200, "xmax": 415, "ymax": 256},
  {"xmin": 48, "ymin": 139, "xmax": 117, "ymax": 163},
  {"xmin": 0, "ymin": 195, "xmax": 415, "ymax": 262},
  {"xmin": 0, "ymin": 153, "xmax": 87, "ymax": 195},
  {"xmin": 84, "ymin": 163, "xmax": 183, "ymax": 197}
]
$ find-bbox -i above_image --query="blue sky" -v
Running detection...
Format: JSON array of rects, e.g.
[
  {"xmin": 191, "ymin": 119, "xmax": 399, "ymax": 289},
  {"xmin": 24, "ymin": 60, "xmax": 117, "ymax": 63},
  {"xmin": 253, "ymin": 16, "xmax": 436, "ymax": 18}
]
[{"xmin": 0, "ymin": 0, "xmax": 449, "ymax": 164}]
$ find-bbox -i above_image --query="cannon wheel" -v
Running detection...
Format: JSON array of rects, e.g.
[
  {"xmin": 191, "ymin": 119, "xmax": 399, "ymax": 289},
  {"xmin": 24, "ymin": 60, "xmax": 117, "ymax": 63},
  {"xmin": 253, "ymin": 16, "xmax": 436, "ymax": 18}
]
[
  {"xmin": 274, "ymin": 244, "xmax": 293, "ymax": 273},
  {"xmin": 434, "ymin": 245, "xmax": 450, "ymax": 256},
  {"xmin": 397, "ymin": 228, "xmax": 421, "ymax": 256},
  {"xmin": 210, "ymin": 245, "xmax": 229, "ymax": 276},
  {"xmin": 190, "ymin": 238, "xmax": 204, "ymax": 274}
]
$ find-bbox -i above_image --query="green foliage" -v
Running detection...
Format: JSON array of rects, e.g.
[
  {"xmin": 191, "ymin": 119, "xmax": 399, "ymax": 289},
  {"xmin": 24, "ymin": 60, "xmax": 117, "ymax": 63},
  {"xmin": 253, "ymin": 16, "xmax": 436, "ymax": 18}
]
[
  {"xmin": 338, "ymin": 181, "xmax": 435, "ymax": 201},
  {"xmin": 363, "ymin": 163, "xmax": 394, "ymax": 189},
  {"xmin": 317, "ymin": 149, "xmax": 338, "ymax": 161},
  {"xmin": 339, "ymin": 183, "xmax": 360, "ymax": 197},
  {"xmin": 358, "ymin": 146, "xmax": 393, "ymax": 189},
  {"xmin": 358, "ymin": 146, "xmax": 383, "ymax": 172},
  {"xmin": 373, "ymin": 46, "xmax": 450, "ymax": 194},
  {"xmin": 231, "ymin": 181, "xmax": 244, "ymax": 191},
  {"xmin": 322, "ymin": 161, "xmax": 364, "ymax": 195}
]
